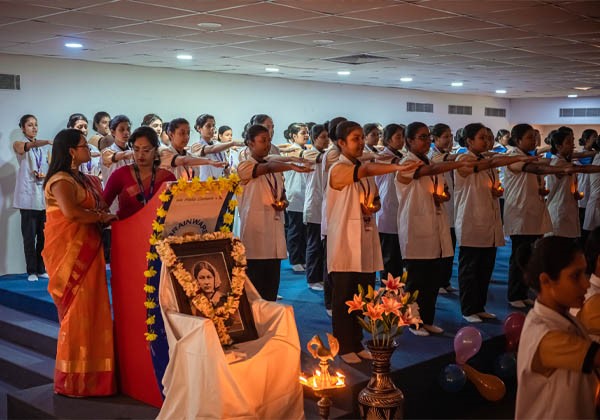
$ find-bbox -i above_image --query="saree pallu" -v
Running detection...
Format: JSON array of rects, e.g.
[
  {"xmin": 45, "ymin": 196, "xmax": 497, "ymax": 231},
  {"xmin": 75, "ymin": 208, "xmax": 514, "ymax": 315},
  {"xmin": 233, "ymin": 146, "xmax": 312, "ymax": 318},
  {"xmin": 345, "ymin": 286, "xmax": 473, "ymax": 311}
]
[{"xmin": 42, "ymin": 175, "xmax": 115, "ymax": 397}]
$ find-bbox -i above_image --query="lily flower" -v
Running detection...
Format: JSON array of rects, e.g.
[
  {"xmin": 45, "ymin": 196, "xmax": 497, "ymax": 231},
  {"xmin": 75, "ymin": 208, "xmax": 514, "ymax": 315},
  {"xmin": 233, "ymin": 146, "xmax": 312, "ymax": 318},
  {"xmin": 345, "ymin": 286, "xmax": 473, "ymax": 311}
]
[
  {"xmin": 382, "ymin": 273, "xmax": 404, "ymax": 294},
  {"xmin": 363, "ymin": 302, "xmax": 384, "ymax": 321},
  {"xmin": 346, "ymin": 294, "xmax": 364, "ymax": 313},
  {"xmin": 381, "ymin": 296, "xmax": 402, "ymax": 316}
]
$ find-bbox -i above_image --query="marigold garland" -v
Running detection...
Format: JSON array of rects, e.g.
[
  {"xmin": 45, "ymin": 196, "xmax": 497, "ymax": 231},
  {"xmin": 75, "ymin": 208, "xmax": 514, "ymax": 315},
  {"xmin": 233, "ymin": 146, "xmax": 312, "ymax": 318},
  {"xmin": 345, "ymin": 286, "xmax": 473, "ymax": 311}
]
[{"xmin": 144, "ymin": 174, "xmax": 242, "ymax": 343}]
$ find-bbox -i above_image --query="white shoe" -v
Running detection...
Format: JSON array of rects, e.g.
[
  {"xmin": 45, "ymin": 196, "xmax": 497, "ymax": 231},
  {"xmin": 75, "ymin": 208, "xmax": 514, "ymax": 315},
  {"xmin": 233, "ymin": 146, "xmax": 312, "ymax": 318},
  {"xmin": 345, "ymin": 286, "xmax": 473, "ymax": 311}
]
[
  {"xmin": 423, "ymin": 324, "xmax": 444, "ymax": 334},
  {"xmin": 444, "ymin": 285, "xmax": 458, "ymax": 293},
  {"xmin": 357, "ymin": 349, "xmax": 373, "ymax": 360},
  {"xmin": 27, "ymin": 274, "xmax": 39, "ymax": 282},
  {"xmin": 292, "ymin": 264, "xmax": 305, "ymax": 272},
  {"xmin": 38, "ymin": 273, "xmax": 49, "ymax": 279},
  {"xmin": 463, "ymin": 314, "xmax": 482, "ymax": 323},
  {"xmin": 477, "ymin": 312, "xmax": 497, "ymax": 319},
  {"xmin": 438, "ymin": 287, "xmax": 448, "ymax": 294},
  {"xmin": 308, "ymin": 282, "xmax": 324, "ymax": 291},
  {"xmin": 325, "ymin": 309, "xmax": 332, "ymax": 317},
  {"xmin": 509, "ymin": 300, "xmax": 526, "ymax": 308},
  {"xmin": 276, "ymin": 294, "xmax": 283, "ymax": 300},
  {"xmin": 341, "ymin": 352, "xmax": 362, "ymax": 364},
  {"xmin": 408, "ymin": 326, "xmax": 429, "ymax": 337},
  {"xmin": 523, "ymin": 298, "xmax": 535, "ymax": 306}
]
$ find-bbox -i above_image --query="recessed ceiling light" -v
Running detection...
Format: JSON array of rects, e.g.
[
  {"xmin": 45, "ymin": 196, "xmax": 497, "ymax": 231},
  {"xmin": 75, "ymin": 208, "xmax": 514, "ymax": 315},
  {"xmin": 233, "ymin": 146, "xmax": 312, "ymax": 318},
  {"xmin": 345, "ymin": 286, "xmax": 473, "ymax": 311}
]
[
  {"xmin": 574, "ymin": 86, "xmax": 592, "ymax": 91},
  {"xmin": 176, "ymin": 54, "xmax": 193, "ymax": 60},
  {"xmin": 265, "ymin": 67, "xmax": 279, "ymax": 72},
  {"xmin": 400, "ymin": 77, "xmax": 413, "ymax": 82},
  {"xmin": 496, "ymin": 89, "xmax": 507, "ymax": 94},
  {"xmin": 568, "ymin": 94, "xmax": 578, "ymax": 98},
  {"xmin": 397, "ymin": 53, "xmax": 420, "ymax": 58},
  {"xmin": 65, "ymin": 42, "xmax": 83, "ymax": 48},
  {"xmin": 337, "ymin": 70, "xmax": 351, "ymax": 76},
  {"xmin": 197, "ymin": 22, "xmax": 222, "ymax": 29},
  {"xmin": 313, "ymin": 39, "xmax": 334, "ymax": 45},
  {"xmin": 451, "ymin": 81, "xmax": 463, "ymax": 87}
]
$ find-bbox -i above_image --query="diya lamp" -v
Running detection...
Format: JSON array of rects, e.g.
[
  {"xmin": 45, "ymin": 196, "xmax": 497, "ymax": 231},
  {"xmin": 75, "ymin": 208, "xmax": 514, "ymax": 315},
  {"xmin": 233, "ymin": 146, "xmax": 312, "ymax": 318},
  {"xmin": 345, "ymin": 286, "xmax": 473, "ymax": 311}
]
[
  {"xmin": 299, "ymin": 334, "xmax": 346, "ymax": 420},
  {"xmin": 573, "ymin": 190, "xmax": 584, "ymax": 200}
]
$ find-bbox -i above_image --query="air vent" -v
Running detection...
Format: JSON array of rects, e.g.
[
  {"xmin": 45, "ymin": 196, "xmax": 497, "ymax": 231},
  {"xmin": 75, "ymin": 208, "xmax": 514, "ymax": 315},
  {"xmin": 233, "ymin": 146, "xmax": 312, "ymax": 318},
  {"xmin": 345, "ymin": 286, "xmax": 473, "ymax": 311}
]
[
  {"xmin": 485, "ymin": 107, "xmax": 506, "ymax": 117},
  {"xmin": 325, "ymin": 54, "xmax": 390, "ymax": 65},
  {"xmin": 0, "ymin": 74, "xmax": 20, "ymax": 90},
  {"xmin": 448, "ymin": 105, "xmax": 472, "ymax": 115},
  {"xmin": 559, "ymin": 108, "xmax": 600, "ymax": 117},
  {"xmin": 407, "ymin": 102, "xmax": 433, "ymax": 113}
]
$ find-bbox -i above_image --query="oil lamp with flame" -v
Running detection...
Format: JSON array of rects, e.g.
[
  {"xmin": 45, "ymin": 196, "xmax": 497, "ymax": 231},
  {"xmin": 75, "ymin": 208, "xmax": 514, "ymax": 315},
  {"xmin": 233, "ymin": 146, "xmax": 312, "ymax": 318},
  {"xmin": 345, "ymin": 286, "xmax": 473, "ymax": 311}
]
[
  {"xmin": 299, "ymin": 334, "xmax": 346, "ymax": 420},
  {"xmin": 574, "ymin": 190, "xmax": 584, "ymax": 200}
]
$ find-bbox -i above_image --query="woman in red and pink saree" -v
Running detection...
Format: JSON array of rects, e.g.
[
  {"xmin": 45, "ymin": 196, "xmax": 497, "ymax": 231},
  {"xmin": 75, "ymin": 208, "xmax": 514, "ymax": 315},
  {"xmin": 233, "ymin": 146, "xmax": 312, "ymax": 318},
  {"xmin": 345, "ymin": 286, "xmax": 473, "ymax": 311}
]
[{"xmin": 42, "ymin": 128, "xmax": 117, "ymax": 397}]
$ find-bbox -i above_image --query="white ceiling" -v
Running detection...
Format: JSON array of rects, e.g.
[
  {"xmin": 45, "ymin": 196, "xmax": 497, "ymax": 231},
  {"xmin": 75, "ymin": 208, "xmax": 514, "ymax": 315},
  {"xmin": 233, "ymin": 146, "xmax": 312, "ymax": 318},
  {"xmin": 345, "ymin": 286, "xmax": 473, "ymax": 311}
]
[{"xmin": 1, "ymin": 0, "xmax": 599, "ymax": 98}]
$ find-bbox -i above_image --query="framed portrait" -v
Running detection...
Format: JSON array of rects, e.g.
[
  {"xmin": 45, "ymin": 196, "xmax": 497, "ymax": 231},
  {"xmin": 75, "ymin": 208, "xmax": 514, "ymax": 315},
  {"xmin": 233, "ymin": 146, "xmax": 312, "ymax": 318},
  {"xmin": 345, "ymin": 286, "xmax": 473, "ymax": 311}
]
[{"xmin": 168, "ymin": 239, "xmax": 258, "ymax": 345}]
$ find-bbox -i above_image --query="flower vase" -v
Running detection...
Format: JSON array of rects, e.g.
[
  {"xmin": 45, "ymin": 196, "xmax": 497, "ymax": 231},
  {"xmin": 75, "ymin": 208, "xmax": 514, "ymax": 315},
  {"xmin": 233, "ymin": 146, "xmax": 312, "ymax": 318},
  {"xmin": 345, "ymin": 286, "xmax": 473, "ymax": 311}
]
[{"xmin": 358, "ymin": 341, "xmax": 404, "ymax": 420}]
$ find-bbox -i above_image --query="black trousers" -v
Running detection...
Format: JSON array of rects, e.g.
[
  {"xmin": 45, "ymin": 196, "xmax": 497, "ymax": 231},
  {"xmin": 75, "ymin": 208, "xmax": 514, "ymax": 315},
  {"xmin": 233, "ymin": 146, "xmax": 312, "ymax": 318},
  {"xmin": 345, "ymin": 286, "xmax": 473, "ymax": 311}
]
[
  {"xmin": 379, "ymin": 232, "xmax": 403, "ymax": 280},
  {"xmin": 323, "ymin": 236, "xmax": 332, "ymax": 309},
  {"xmin": 440, "ymin": 228, "xmax": 456, "ymax": 288},
  {"xmin": 286, "ymin": 211, "xmax": 306, "ymax": 265},
  {"xmin": 305, "ymin": 223, "xmax": 324, "ymax": 284},
  {"xmin": 246, "ymin": 259, "xmax": 281, "ymax": 302},
  {"xmin": 404, "ymin": 259, "xmax": 444, "ymax": 325},
  {"xmin": 508, "ymin": 235, "xmax": 540, "ymax": 301},
  {"xmin": 20, "ymin": 209, "xmax": 46, "ymax": 275},
  {"xmin": 102, "ymin": 227, "xmax": 111, "ymax": 264},
  {"xmin": 331, "ymin": 271, "xmax": 375, "ymax": 354},
  {"xmin": 458, "ymin": 246, "xmax": 497, "ymax": 316}
]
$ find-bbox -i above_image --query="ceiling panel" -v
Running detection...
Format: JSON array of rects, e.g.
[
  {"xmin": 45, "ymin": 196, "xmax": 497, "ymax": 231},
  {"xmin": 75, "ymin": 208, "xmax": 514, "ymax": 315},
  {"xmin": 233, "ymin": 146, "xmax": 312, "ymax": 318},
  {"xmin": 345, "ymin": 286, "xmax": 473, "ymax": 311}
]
[{"xmin": 0, "ymin": 0, "xmax": 597, "ymax": 98}]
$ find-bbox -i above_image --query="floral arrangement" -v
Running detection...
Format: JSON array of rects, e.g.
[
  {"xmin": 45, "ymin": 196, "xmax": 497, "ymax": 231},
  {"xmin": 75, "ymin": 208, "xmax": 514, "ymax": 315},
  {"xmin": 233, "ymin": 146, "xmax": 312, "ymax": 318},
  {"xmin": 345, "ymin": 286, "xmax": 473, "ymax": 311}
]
[
  {"xmin": 155, "ymin": 232, "xmax": 248, "ymax": 346},
  {"xmin": 346, "ymin": 272, "xmax": 421, "ymax": 348},
  {"xmin": 143, "ymin": 174, "xmax": 243, "ymax": 345}
]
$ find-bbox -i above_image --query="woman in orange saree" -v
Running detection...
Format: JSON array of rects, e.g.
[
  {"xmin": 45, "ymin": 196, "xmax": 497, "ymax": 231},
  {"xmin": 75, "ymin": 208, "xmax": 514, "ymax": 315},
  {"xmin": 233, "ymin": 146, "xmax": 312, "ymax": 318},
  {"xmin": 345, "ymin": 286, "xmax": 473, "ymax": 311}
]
[{"xmin": 42, "ymin": 128, "xmax": 117, "ymax": 397}]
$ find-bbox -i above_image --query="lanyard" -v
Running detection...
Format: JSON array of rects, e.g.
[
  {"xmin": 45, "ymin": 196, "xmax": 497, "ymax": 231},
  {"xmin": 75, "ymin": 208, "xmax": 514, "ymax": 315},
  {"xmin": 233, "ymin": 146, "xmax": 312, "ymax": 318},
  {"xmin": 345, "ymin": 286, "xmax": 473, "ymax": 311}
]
[
  {"xmin": 359, "ymin": 177, "xmax": 371, "ymax": 204},
  {"xmin": 31, "ymin": 145, "xmax": 42, "ymax": 172},
  {"xmin": 133, "ymin": 163, "xmax": 157, "ymax": 204},
  {"xmin": 265, "ymin": 172, "xmax": 281, "ymax": 201}
]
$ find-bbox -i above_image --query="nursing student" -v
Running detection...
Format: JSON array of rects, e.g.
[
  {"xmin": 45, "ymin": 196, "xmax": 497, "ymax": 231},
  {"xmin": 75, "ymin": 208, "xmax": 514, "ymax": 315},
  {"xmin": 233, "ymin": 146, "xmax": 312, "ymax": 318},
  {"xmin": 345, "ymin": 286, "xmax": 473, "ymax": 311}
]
[
  {"xmin": 375, "ymin": 123, "xmax": 406, "ymax": 279},
  {"xmin": 504, "ymin": 124, "xmax": 579, "ymax": 308},
  {"xmin": 67, "ymin": 113, "xmax": 101, "ymax": 178},
  {"xmin": 546, "ymin": 130, "xmax": 600, "ymax": 239},
  {"xmin": 326, "ymin": 121, "xmax": 422, "ymax": 363},
  {"xmin": 578, "ymin": 227, "xmax": 600, "ymax": 342},
  {"xmin": 88, "ymin": 111, "xmax": 110, "ymax": 149},
  {"xmin": 100, "ymin": 115, "xmax": 133, "ymax": 187},
  {"xmin": 515, "ymin": 236, "xmax": 599, "ymax": 419},
  {"xmin": 428, "ymin": 123, "xmax": 458, "ymax": 294},
  {"xmin": 303, "ymin": 124, "xmax": 330, "ymax": 290},
  {"xmin": 396, "ymin": 122, "xmax": 477, "ymax": 336},
  {"xmin": 13, "ymin": 114, "xmax": 52, "ymax": 281},
  {"xmin": 159, "ymin": 118, "xmax": 226, "ymax": 180},
  {"xmin": 454, "ymin": 123, "xmax": 535, "ymax": 323},
  {"xmin": 282, "ymin": 122, "xmax": 310, "ymax": 273},
  {"xmin": 237, "ymin": 124, "xmax": 312, "ymax": 301}
]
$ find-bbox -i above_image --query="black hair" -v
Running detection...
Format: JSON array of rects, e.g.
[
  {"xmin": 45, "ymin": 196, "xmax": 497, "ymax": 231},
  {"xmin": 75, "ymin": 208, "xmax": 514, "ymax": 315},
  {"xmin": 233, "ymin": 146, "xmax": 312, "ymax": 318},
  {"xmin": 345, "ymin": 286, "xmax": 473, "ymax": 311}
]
[
  {"xmin": 310, "ymin": 124, "xmax": 327, "ymax": 143},
  {"xmin": 518, "ymin": 236, "xmax": 583, "ymax": 292},
  {"xmin": 550, "ymin": 130, "xmax": 570, "ymax": 155},
  {"xmin": 67, "ymin": 113, "xmax": 88, "ymax": 128},
  {"xmin": 495, "ymin": 129, "xmax": 509, "ymax": 143},
  {"xmin": 92, "ymin": 111, "xmax": 110, "ymax": 132},
  {"xmin": 328, "ymin": 116, "xmax": 347, "ymax": 142},
  {"xmin": 141, "ymin": 113, "xmax": 162, "ymax": 127},
  {"xmin": 250, "ymin": 114, "xmax": 271, "ymax": 126},
  {"xmin": 109, "ymin": 115, "xmax": 131, "ymax": 131},
  {"xmin": 580, "ymin": 129, "xmax": 598, "ymax": 148},
  {"xmin": 405, "ymin": 121, "xmax": 428, "ymax": 141},
  {"xmin": 19, "ymin": 114, "xmax": 36, "ymax": 128},
  {"xmin": 585, "ymin": 227, "xmax": 600, "ymax": 275},
  {"xmin": 544, "ymin": 130, "xmax": 557, "ymax": 146},
  {"xmin": 306, "ymin": 122, "xmax": 316, "ymax": 133},
  {"xmin": 509, "ymin": 123, "xmax": 533, "ymax": 147},
  {"xmin": 336, "ymin": 121, "xmax": 362, "ymax": 142},
  {"xmin": 454, "ymin": 127, "xmax": 465, "ymax": 146},
  {"xmin": 284, "ymin": 122, "xmax": 307, "ymax": 142},
  {"xmin": 195, "ymin": 114, "xmax": 214, "ymax": 130},
  {"xmin": 162, "ymin": 121, "xmax": 170, "ymax": 134},
  {"xmin": 244, "ymin": 124, "xmax": 269, "ymax": 146},
  {"xmin": 462, "ymin": 123, "xmax": 486, "ymax": 147},
  {"xmin": 128, "ymin": 126, "xmax": 160, "ymax": 149},
  {"xmin": 168, "ymin": 118, "xmax": 189, "ymax": 133},
  {"xmin": 558, "ymin": 126, "xmax": 573, "ymax": 134},
  {"xmin": 431, "ymin": 123, "xmax": 450, "ymax": 139},
  {"xmin": 241, "ymin": 122, "xmax": 252, "ymax": 139},
  {"xmin": 363, "ymin": 123, "xmax": 379, "ymax": 136},
  {"xmin": 43, "ymin": 129, "xmax": 85, "ymax": 188},
  {"xmin": 218, "ymin": 125, "xmax": 232, "ymax": 137},
  {"xmin": 382, "ymin": 123, "xmax": 404, "ymax": 147}
]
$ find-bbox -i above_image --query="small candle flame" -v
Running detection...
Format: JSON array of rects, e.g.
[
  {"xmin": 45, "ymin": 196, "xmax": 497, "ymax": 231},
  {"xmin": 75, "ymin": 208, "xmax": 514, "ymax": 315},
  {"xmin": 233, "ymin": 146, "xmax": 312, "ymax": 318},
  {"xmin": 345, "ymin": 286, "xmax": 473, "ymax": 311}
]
[{"xmin": 299, "ymin": 375, "xmax": 308, "ymax": 385}]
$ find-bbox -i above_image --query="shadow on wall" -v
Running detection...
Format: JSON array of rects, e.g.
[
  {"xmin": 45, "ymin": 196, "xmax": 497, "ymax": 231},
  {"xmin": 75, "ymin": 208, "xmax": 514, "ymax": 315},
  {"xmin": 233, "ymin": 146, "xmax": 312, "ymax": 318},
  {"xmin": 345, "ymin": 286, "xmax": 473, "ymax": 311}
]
[{"xmin": 0, "ymin": 129, "xmax": 22, "ymax": 274}]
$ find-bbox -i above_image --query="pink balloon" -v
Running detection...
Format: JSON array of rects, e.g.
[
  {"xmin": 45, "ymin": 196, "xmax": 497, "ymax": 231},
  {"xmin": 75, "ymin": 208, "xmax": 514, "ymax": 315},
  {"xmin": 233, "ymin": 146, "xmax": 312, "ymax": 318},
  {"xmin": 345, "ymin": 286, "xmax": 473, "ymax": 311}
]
[
  {"xmin": 504, "ymin": 312, "xmax": 526, "ymax": 352},
  {"xmin": 454, "ymin": 326, "xmax": 483, "ymax": 365}
]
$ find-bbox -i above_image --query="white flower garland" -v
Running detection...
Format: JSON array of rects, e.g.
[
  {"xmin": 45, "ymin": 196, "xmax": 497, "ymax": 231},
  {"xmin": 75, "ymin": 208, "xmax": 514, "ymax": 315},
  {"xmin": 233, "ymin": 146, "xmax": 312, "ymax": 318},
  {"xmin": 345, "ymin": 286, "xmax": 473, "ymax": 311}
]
[{"xmin": 156, "ymin": 231, "xmax": 249, "ymax": 346}]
